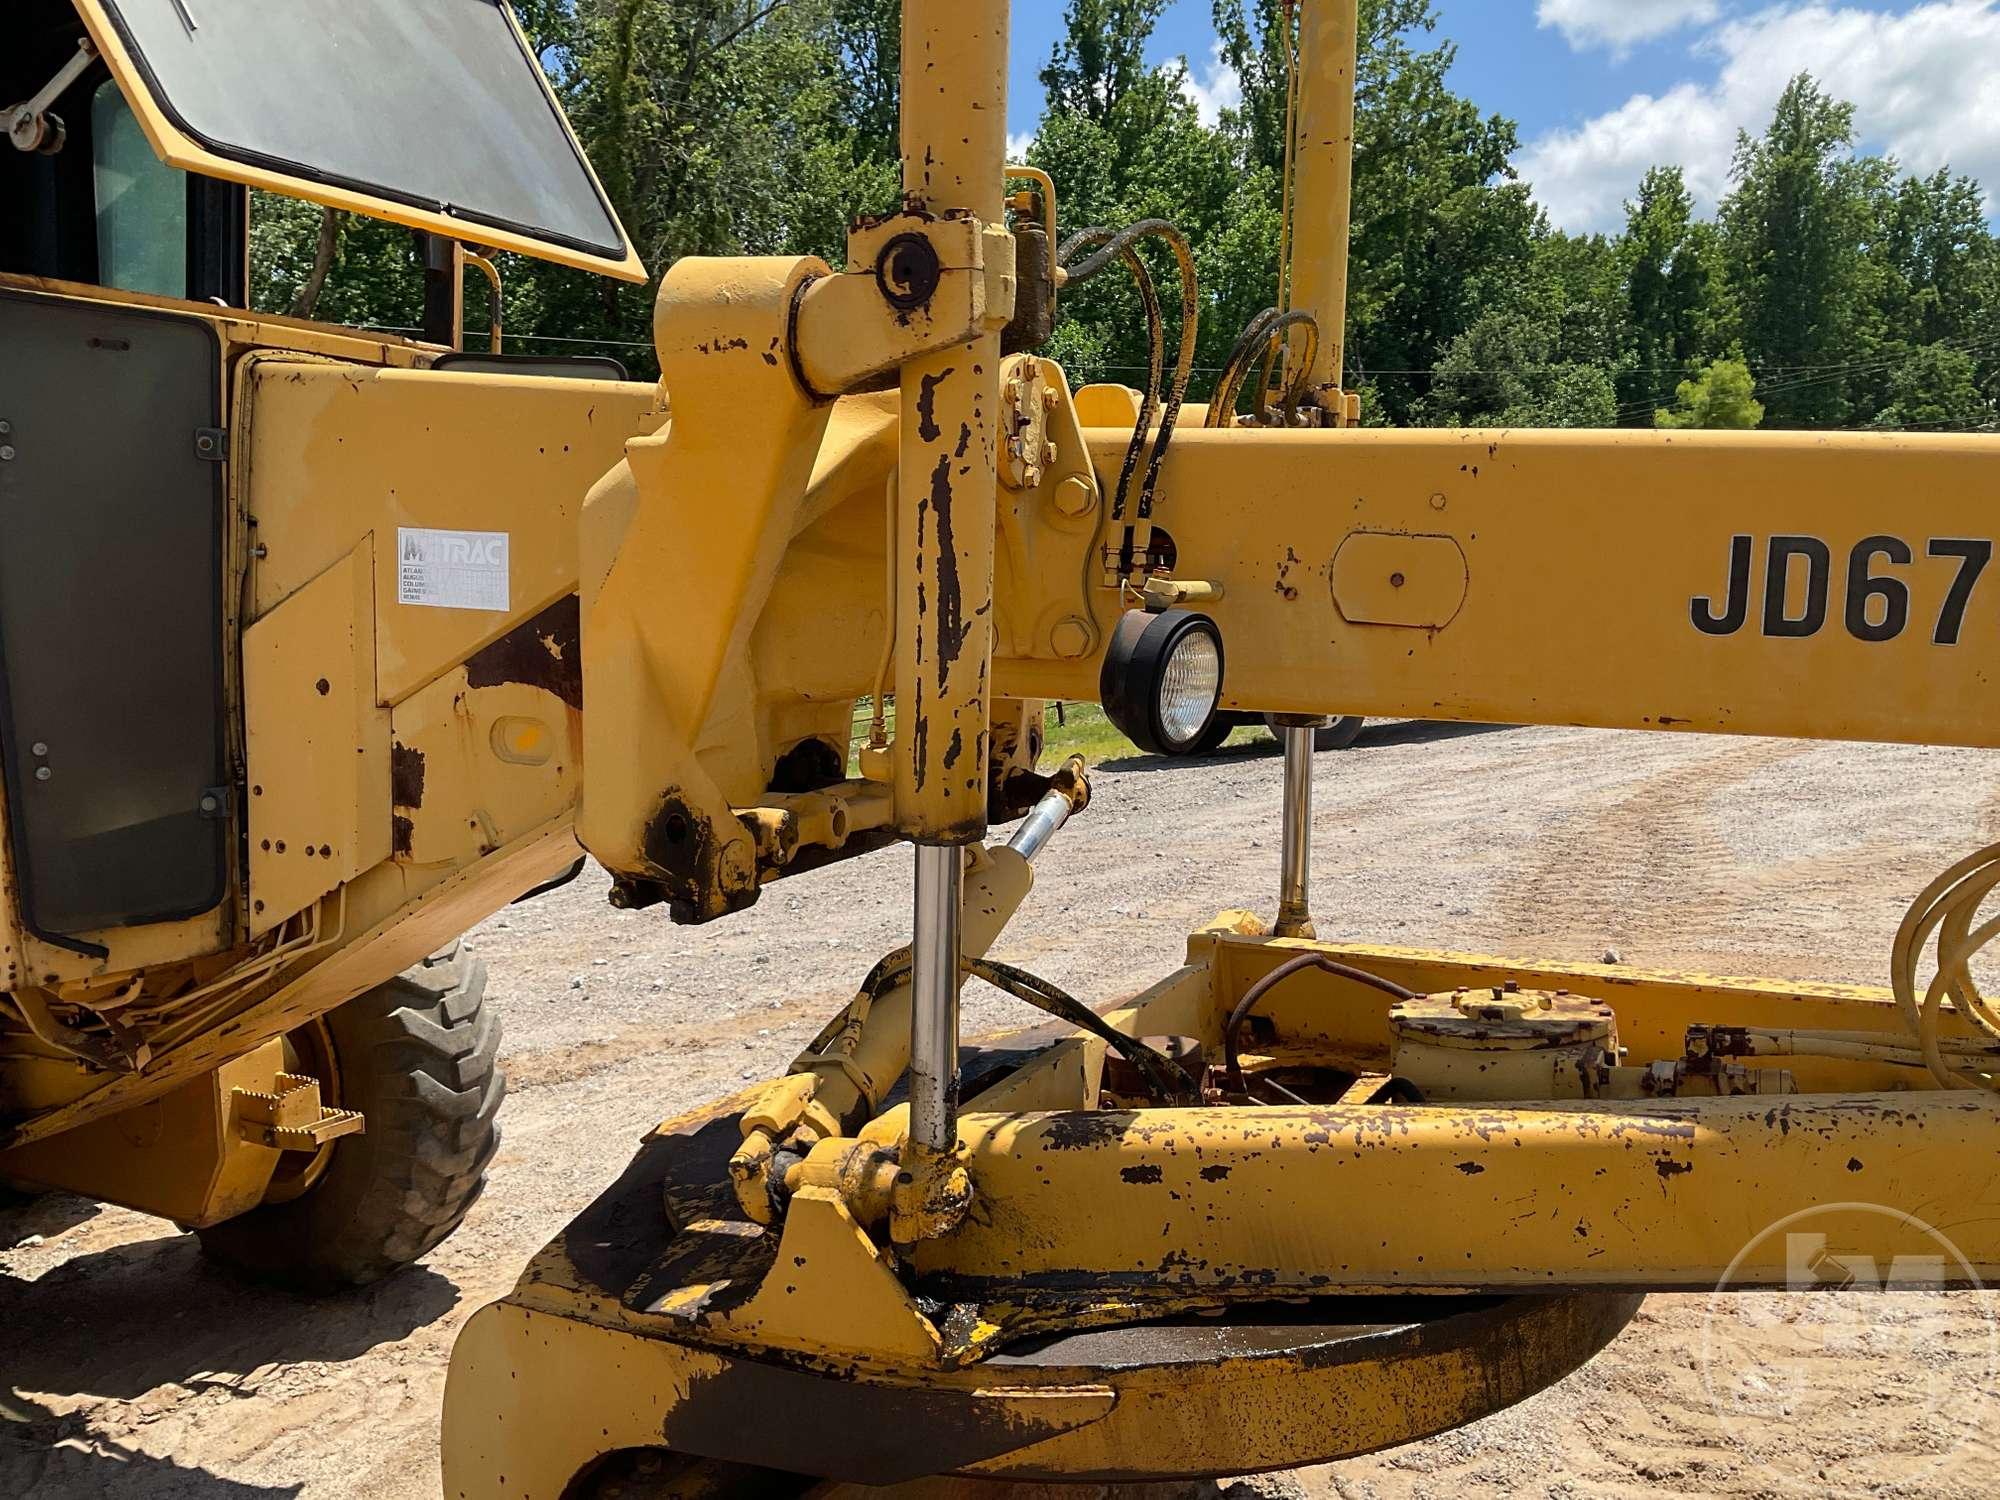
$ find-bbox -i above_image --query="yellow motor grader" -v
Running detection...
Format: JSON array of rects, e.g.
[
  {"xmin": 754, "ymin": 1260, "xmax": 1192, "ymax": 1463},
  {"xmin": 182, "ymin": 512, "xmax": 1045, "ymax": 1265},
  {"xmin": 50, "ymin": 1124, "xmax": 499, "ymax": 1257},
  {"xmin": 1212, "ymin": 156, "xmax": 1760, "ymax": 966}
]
[
  {"xmin": 436, "ymin": 2, "xmax": 2000, "ymax": 1492},
  {"xmin": 7, "ymin": 0, "xmax": 2000, "ymax": 1493}
]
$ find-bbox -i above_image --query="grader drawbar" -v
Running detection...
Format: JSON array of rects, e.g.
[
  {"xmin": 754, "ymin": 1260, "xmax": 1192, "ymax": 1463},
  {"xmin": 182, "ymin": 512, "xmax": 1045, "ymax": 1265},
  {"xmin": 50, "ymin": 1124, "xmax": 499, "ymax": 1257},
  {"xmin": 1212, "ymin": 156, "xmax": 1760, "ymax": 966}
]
[{"xmin": 436, "ymin": 1, "xmax": 2000, "ymax": 1492}]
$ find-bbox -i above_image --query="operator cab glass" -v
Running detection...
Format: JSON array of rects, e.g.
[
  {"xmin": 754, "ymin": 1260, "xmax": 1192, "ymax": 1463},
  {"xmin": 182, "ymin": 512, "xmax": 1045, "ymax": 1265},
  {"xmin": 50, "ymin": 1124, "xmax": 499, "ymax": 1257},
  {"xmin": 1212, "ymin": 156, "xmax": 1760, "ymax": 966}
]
[
  {"xmin": 90, "ymin": 77, "xmax": 185, "ymax": 298},
  {"xmin": 72, "ymin": 0, "xmax": 643, "ymax": 281}
]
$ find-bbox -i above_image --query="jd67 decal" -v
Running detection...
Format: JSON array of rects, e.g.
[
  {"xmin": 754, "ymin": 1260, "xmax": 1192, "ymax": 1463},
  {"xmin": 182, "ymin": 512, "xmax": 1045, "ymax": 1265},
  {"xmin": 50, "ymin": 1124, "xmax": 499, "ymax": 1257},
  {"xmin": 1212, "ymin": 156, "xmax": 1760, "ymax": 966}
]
[{"xmin": 1693, "ymin": 535, "xmax": 1993, "ymax": 645}]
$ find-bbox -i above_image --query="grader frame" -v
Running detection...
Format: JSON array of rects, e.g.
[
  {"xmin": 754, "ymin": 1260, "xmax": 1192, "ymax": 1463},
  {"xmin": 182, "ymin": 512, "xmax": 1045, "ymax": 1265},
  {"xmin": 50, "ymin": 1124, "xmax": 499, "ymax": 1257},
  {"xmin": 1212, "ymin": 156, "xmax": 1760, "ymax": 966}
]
[{"xmin": 438, "ymin": 0, "xmax": 2000, "ymax": 1492}]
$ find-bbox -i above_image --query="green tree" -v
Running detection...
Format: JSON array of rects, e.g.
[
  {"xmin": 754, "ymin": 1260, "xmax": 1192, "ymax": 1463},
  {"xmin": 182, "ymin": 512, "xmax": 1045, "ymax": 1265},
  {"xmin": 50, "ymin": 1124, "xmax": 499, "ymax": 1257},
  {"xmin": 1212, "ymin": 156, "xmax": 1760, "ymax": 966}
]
[
  {"xmin": 1655, "ymin": 356, "xmax": 1765, "ymax": 430},
  {"xmin": 1845, "ymin": 167, "xmax": 1999, "ymax": 422},
  {"xmin": 1876, "ymin": 344, "xmax": 1992, "ymax": 431},
  {"xmin": 1718, "ymin": 76, "xmax": 1870, "ymax": 428},
  {"xmin": 1042, "ymin": 0, "xmax": 1171, "ymax": 124},
  {"xmin": 1029, "ymin": 0, "xmax": 1236, "ymax": 392},
  {"xmin": 1415, "ymin": 309, "xmax": 1615, "ymax": 428},
  {"xmin": 1620, "ymin": 167, "xmax": 1716, "ymax": 425}
]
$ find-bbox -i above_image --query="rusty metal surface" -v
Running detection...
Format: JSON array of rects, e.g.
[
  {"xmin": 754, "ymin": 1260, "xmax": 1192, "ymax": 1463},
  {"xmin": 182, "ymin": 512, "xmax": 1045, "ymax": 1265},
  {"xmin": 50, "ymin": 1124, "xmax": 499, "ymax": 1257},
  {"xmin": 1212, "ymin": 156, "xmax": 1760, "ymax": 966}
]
[{"xmin": 464, "ymin": 593, "xmax": 583, "ymax": 710}]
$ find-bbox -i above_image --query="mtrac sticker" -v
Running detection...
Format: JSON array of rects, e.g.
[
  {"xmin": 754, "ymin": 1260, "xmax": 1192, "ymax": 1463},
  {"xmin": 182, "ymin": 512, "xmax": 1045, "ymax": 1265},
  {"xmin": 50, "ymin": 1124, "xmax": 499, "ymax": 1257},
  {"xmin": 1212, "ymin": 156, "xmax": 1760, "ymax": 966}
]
[{"xmin": 397, "ymin": 527, "xmax": 511, "ymax": 612}]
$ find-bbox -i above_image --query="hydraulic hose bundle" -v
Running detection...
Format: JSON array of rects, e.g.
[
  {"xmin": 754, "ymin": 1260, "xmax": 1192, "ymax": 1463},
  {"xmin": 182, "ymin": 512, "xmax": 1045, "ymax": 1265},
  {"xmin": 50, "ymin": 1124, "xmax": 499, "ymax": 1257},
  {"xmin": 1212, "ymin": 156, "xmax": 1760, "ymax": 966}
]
[
  {"xmin": 1058, "ymin": 219, "xmax": 1199, "ymax": 576},
  {"xmin": 1206, "ymin": 307, "xmax": 1322, "ymax": 428},
  {"xmin": 1891, "ymin": 841, "xmax": 2000, "ymax": 1089}
]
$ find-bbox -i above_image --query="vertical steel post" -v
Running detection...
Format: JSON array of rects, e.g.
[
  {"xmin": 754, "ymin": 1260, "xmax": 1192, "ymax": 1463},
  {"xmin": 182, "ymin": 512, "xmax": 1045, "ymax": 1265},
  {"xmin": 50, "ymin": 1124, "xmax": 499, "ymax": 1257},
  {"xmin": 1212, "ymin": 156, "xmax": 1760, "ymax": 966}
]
[
  {"xmin": 421, "ymin": 233, "xmax": 466, "ymax": 351},
  {"xmin": 1285, "ymin": 0, "xmax": 1358, "ymax": 402},
  {"xmin": 1276, "ymin": 723, "xmax": 1317, "ymax": 938},
  {"xmin": 896, "ymin": 0, "xmax": 1008, "ymax": 1157}
]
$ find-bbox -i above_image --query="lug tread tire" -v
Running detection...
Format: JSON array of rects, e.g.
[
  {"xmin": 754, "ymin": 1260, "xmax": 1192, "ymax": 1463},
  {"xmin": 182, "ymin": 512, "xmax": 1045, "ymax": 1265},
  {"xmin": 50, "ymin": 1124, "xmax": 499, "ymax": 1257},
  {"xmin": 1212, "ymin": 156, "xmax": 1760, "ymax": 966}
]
[{"xmin": 196, "ymin": 941, "xmax": 503, "ymax": 1291}]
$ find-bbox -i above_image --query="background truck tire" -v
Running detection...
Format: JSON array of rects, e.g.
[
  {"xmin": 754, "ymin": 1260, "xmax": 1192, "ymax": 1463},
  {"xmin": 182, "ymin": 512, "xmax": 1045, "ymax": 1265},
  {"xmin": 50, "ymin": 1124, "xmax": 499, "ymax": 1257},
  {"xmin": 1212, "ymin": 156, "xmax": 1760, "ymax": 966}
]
[
  {"xmin": 1262, "ymin": 713, "xmax": 1367, "ymax": 752},
  {"xmin": 1313, "ymin": 714, "xmax": 1367, "ymax": 751},
  {"xmin": 196, "ymin": 941, "xmax": 503, "ymax": 1290}
]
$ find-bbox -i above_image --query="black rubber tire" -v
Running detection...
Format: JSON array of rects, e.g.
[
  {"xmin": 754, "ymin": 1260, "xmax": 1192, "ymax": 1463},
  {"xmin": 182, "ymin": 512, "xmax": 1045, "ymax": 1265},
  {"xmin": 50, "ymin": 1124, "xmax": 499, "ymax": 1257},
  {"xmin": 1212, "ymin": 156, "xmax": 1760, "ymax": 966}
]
[{"xmin": 196, "ymin": 941, "xmax": 503, "ymax": 1291}]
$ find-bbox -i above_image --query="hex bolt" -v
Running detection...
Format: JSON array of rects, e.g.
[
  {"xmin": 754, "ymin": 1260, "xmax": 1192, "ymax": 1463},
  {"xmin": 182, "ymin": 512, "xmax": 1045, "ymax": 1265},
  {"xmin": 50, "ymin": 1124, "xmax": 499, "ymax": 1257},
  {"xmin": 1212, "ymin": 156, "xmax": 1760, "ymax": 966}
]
[
  {"xmin": 1052, "ymin": 475, "xmax": 1095, "ymax": 518},
  {"xmin": 1050, "ymin": 617, "xmax": 1092, "ymax": 659}
]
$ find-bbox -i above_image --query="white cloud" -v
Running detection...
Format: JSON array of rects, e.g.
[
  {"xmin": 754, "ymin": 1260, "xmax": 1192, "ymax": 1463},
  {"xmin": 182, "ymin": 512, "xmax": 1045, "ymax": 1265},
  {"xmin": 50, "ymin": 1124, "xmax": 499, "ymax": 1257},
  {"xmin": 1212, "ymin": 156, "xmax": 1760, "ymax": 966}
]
[
  {"xmin": 1007, "ymin": 130, "xmax": 1036, "ymax": 163},
  {"xmin": 1519, "ymin": 82, "xmax": 1738, "ymax": 232},
  {"xmin": 1538, "ymin": 0, "xmax": 1721, "ymax": 55},
  {"xmin": 1520, "ymin": 0, "xmax": 2000, "ymax": 233},
  {"xmin": 1180, "ymin": 40, "xmax": 1242, "ymax": 127}
]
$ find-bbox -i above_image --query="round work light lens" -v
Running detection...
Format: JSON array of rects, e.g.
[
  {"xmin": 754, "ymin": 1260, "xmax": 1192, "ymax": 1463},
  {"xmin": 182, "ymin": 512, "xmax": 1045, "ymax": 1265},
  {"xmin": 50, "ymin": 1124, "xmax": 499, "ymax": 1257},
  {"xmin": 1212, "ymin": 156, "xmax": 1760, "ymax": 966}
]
[{"xmin": 1157, "ymin": 629, "xmax": 1222, "ymax": 747}]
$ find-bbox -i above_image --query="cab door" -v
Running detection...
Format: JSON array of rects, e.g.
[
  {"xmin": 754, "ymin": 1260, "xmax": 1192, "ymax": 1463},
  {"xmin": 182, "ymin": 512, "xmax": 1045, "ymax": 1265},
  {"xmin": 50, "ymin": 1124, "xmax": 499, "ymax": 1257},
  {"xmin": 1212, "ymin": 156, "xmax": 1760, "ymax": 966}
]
[{"xmin": 0, "ymin": 289, "xmax": 228, "ymax": 948}]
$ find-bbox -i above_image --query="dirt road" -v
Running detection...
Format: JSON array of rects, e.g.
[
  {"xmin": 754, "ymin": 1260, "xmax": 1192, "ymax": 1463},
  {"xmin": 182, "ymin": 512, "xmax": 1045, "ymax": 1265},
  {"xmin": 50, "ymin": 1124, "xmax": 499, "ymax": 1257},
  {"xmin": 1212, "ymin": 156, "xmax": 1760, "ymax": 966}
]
[{"xmin": 6, "ymin": 722, "xmax": 2000, "ymax": 1498}]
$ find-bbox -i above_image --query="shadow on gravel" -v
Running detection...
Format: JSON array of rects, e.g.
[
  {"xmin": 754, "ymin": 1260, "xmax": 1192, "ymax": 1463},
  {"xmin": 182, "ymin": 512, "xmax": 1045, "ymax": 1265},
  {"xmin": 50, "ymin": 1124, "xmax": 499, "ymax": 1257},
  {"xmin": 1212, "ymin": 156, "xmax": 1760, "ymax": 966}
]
[
  {"xmin": 0, "ymin": 1228, "xmax": 459, "ymax": 1401},
  {"xmin": 827, "ymin": 1482, "xmax": 1293, "ymax": 1498},
  {"xmin": 1352, "ymin": 719, "xmax": 1520, "ymax": 750},
  {"xmin": 1097, "ymin": 719, "xmax": 1522, "ymax": 772},
  {"xmin": 2, "ymin": 1387, "xmax": 301, "ymax": 1499},
  {"xmin": 0, "ymin": 1192, "xmax": 99, "ymax": 1249}
]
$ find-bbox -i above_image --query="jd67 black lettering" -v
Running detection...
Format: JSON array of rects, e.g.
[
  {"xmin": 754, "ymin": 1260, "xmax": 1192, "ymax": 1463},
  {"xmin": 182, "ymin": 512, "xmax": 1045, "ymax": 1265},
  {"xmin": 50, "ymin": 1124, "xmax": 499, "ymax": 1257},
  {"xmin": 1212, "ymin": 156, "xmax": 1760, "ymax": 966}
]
[{"xmin": 1692, "ymin": 534, "xmax": 1993, "ymax": 645}]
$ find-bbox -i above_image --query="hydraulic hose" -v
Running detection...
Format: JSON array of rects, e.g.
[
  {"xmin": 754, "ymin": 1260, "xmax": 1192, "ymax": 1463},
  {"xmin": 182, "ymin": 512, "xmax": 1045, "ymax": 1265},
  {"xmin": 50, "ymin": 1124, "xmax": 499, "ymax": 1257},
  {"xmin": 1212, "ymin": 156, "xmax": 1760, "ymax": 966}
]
[
  {"xmin": 1058, "ymin": 227, "xmax": 1162, "ymax": 527},
  {"xmin": 1059, "ymin": 219, "xmax": 1200, "ymax": 572},
  {"xmin": 1207, "ymin": 308, "xmax": 1320, "ymax": 428},
  {"xmin": 1890, "ymin": 842, "xmax": 2000, "ymax": 1089},
  {"xmin": 1221, "ymin": 953, "xmax": 1418, "ymax": 1091}
]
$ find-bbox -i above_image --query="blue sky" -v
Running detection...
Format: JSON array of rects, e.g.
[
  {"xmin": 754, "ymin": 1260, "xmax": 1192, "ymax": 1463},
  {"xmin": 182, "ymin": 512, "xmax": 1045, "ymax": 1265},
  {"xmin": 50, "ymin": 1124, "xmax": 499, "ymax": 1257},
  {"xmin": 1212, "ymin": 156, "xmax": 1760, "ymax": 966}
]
[{"xmin": 1007, "ymin": 1, "xmax": 2000, "ymax": 233}]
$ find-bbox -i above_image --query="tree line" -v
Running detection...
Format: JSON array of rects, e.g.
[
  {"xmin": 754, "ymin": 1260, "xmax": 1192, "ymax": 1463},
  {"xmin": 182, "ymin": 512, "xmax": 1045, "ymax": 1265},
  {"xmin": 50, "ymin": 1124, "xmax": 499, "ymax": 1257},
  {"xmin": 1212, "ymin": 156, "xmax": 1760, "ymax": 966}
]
[{"xmin": 252, "ymin": 0, "xmax": 2000, "ymax": 432}]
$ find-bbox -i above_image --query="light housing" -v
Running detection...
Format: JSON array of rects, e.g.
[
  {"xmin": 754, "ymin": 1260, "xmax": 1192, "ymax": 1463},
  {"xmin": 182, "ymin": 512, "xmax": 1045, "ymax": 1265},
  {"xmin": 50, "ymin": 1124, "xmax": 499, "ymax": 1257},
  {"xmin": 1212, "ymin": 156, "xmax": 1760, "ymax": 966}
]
[{"xmin": 1100, "ymin": 608, "xmax": 1226, "ymax": 756}]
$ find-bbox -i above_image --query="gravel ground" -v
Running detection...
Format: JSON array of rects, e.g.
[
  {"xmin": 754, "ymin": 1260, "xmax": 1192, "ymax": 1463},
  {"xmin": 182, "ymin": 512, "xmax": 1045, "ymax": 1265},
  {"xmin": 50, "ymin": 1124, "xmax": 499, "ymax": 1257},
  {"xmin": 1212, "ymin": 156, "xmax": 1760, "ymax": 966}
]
[{"xmin": 5, "ymin": 721, "xmax": 2000, "ymax": 1498}]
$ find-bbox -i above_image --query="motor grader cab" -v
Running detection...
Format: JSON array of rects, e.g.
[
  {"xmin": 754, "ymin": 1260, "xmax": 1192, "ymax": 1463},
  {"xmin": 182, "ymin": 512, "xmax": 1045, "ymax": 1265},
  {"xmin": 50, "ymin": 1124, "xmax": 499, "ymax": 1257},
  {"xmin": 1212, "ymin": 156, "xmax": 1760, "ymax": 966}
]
[
  {"xmin": 0, "ymin": 0, "xmax": 659, "ymax": 1285},
  {"xmin": 425, "ymin": 2, "xmax": 2000, "ymax": 1492}
]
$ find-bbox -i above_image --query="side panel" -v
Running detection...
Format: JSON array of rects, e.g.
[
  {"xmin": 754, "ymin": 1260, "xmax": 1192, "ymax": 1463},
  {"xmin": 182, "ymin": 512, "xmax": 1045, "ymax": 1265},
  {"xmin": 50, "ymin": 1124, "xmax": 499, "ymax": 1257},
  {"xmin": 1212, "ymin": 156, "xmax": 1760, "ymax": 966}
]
[
  {"xmin": 0, "ymin": 289, "xmax": 228, "ymax": 940},
  {"xmin": 243, "ymin": 540, "xmax": 392, "ymax": 935},
  {"xmin": 242, "ymin": 363, "xmax": 661, "ymax": 707}
]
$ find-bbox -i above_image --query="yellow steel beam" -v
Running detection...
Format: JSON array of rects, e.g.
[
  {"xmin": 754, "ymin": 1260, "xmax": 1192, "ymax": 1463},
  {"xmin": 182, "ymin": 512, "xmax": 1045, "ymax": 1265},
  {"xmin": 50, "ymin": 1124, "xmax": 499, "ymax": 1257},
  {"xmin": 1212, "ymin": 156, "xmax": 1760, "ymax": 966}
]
[
  {"xmin": 914, "ymin": 1090, "xmax": 2000, "ymax": 1293},
  {"xmin": 999, "ymin": 425, "xmax": 2000, "ymax": 745}
]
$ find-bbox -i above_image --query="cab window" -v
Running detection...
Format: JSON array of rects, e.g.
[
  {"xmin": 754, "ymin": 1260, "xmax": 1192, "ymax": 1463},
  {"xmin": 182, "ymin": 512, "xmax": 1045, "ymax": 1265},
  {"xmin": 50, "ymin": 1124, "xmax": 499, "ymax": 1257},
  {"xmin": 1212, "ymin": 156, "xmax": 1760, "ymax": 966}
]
[{"xmin": 90, "ymin": 77, "xmax": 186, "ymax": 298}]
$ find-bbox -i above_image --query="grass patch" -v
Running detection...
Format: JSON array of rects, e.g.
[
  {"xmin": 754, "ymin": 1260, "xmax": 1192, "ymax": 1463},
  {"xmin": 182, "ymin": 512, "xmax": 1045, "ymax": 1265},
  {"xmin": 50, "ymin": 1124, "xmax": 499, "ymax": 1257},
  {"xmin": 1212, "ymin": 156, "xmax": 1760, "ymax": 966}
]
[
  {"xmin": 852, "ymin": 699, "xmax": 1273, "ymax": 772},
  {"xmin": 1041, "ymin": 701, "xmax": 1273, "ymax": 766}
]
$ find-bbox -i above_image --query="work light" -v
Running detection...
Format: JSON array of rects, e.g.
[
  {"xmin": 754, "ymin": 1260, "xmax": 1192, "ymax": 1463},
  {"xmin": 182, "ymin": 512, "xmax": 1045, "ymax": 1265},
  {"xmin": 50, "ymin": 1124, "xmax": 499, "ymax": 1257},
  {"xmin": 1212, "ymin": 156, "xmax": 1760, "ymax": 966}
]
[{"xmin": 1100, "ymin": 608, "xmax": 1226, "ymax": 756}]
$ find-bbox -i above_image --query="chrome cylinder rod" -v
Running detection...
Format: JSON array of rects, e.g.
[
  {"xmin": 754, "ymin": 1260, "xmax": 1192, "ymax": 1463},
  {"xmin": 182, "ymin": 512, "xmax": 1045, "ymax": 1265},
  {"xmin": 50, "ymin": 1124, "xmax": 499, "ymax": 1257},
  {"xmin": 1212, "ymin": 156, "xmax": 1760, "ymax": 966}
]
[
  {"xmin": 1276, "ymin": 723, "xmax": 1317, "ymax": 938},
  {"xmin": 909, "ymin": 844, "xmax": 965, "ymax": 1153},
  {"xmin": 1006, "ymin": 785, "xmax": 1079, "ymax": 863}
]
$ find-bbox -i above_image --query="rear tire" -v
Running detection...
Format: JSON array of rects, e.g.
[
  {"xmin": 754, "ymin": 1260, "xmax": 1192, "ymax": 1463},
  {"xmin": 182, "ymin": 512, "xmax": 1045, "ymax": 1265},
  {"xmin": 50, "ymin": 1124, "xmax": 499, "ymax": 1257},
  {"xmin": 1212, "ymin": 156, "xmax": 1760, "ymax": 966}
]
[{"xmin": 197, "ymin": 941, "xmax": 503, "ymax": 1291}]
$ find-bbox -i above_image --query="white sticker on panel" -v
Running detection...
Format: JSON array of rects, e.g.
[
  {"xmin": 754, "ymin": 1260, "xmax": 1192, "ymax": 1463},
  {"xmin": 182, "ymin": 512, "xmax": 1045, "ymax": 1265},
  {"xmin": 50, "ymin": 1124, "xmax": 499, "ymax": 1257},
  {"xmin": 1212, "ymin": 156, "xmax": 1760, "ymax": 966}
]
[{"xmin": 397, "ymin": 527, "xmax": 511, "ymax": 612}]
